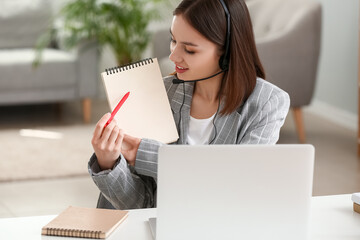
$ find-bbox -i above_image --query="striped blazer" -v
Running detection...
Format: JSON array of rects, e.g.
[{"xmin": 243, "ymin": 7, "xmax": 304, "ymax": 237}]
[{"xmin": 88, "ymin": 75, "xmax": 290, "ymax": 210}]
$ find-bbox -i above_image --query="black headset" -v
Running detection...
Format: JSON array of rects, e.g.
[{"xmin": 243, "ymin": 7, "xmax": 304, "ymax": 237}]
[
  {"xmin": 219, "ymin": 0, "xmax": 231, "ymax": 71},
  {"xmin": 174, "ymin": 0, "xmax": 232, "ymax": 144}
]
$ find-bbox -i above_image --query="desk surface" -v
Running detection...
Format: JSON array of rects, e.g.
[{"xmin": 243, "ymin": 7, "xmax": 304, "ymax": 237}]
[{"xmin": 0, "ymin": 194, "xmax": 359, "ymax": 240}]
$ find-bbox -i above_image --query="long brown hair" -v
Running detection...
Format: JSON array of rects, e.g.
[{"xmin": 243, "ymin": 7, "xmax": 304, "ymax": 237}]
[{"xmin": 173, "ymin": 0, "xmax": 265, "ymax": 115}]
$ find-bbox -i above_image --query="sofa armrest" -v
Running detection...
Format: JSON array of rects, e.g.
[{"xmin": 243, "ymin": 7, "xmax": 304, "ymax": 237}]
[
  {"xmin": 52, "ymin": 18, "xmax": 99, "ymax": 99},
  {"xmin": 76, "ymin": 40, "xmax": 99, "ymax": 98}
]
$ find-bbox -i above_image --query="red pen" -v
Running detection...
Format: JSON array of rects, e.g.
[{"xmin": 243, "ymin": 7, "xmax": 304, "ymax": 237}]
[{"xmin": 104, "ymin": 91, "xmax": 130, "ymax": 128}]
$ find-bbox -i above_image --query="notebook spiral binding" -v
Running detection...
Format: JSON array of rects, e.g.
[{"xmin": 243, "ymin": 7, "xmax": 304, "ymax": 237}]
[
  {"xmin": 105, "ymin": 58, "xmax": 154, "ymax": 75},
  {"xmin": 46, "ymin": 228, "xmax": 102, "ymax": 239}
]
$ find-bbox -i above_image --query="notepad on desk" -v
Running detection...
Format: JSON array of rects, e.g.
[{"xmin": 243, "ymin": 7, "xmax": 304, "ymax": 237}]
[
  {"xmin": 41, "ymin": 206, "xmax": 128, "ymax": 239},
  {"xmin": 101, "ymin": 58, "xmax": 179, "ymax": 143},
  {"xmin": 352, "ymin": 193, "xmax": 360, "ymax": 214}
]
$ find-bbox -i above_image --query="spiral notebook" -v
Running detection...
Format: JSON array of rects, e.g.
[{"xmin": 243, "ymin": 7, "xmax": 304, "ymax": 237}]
[
  {"xmin": 101, "ymin": 58, "xmax": 178, "ymax": 143},
  {"xmin": 41, "ymin": 206, "xmax": 128, "ymax": 239}
]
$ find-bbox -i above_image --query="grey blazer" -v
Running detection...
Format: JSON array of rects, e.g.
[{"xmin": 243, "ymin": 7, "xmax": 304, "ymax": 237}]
[{"xmin": 88, "ymin": 75, "xmax": 290, "ymax": 210}]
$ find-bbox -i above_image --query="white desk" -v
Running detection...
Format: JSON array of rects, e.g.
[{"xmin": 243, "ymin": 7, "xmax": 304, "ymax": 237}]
[{"xmin": 1, "ymin": 194, "xmax": 359, "ymax": 240}]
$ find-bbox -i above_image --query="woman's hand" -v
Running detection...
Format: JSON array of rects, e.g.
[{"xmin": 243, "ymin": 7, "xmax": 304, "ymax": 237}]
[
  {"xmin": 91, "ymin": 113, "xmax": 141, "ymax": 170},
  {"xmin": 92, "ymin": 113, "xmax": 123, "ymax": 170},
  {"xmin": 121, "ymin": 134, "xmax": 141, "ymax": 166}
]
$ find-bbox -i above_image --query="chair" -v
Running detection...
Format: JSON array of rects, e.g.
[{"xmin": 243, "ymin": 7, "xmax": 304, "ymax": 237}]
[
  {"xmin": 0, "ymin": 0, "xmax": 99, "ymax": 123},
  {"xmin": 246, "ymin": 0, "xmax": 322, "ymax": 143}
]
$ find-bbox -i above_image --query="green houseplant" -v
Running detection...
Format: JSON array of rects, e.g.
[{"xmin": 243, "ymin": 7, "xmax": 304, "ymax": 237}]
[{"xmin": 34, "ymin": 0, "xmax": 164, "ymax": 67}]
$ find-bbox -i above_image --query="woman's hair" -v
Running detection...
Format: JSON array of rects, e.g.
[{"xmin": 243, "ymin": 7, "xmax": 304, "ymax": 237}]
[{"xmin": 174, "ymin": 0, "xmax": 265, "ymax": 115}]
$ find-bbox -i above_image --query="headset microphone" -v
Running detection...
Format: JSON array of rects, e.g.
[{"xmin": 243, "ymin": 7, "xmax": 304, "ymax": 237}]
[{"xmin": 172, "ymin": 70, "xmax": 225, "ymax": 84}]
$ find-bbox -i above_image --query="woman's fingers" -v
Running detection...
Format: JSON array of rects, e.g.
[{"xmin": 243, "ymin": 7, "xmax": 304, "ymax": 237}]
[
  {"xmin": 121, "ymin": 134, "xmax": 141, "ymax": 166},
  {"xmin": 93, "ymin": 113, "xmax": 111, "ymax": 140},
  {"xmin": 108, "ymin": 125, "xmax": 120, "ymax": 147},
  {"xmin": 100, "ymin": 119, "xmax": 117, "ymax": 142},
  {"xmin": 91, "ymin": 113, "xmax": 141, "ymax": 169},
  {"xmin": 91, "ymin": 123, "xmax": 124, "ymax": 170},
  {"xmin": 115, "ymin": 129, "xmax": 125, "ymax": 150}
]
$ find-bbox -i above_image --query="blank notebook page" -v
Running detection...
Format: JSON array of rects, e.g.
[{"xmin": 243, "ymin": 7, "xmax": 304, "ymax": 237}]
[{"xmin": 101, "ymin": 58, "xmax": 178, "ymax": 144}]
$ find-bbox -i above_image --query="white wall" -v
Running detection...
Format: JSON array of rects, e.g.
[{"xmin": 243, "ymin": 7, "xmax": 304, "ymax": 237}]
[{"xmin": 309, "ymin": 0, "xmax": 359, "ymax": 130}]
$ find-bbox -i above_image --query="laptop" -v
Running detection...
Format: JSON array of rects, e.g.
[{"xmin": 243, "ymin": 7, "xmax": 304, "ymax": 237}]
[{"xmin": 150, "ymin": 144, "xmax": 314, "ymax": 240}]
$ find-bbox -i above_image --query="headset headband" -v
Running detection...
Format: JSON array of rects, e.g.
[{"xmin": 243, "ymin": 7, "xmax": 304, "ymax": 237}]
[{"xmin": 219, "ymin": 0, "xmax": 231, "ymax": 71}]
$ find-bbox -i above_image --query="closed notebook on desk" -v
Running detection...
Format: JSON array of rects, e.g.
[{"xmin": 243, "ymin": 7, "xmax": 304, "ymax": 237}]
[
  {"xmin": 41, "ymin": 206, "xmax": 128, "ymax": 239},
  {"xmin": 101, "ymin": 58, "xmax": 178, "ymax": 143}
]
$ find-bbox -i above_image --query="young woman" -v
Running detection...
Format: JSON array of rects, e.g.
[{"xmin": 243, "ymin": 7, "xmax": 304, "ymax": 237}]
[{"xmin": 89, "ymin": 0, "xmax": 290, "ymax": 209}]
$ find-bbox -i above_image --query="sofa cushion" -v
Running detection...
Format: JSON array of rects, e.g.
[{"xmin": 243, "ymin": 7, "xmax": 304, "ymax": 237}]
[
  {"xmin": 0, "ymin": 0, "xmax": 52, "ymax": 48},
  {"xmin": 0, "ymin": 49, "xmax": 77, "ymax": 92},
  {"xmin": 246, "ymin": 0, "xmax": 314, "ymax": 39}
]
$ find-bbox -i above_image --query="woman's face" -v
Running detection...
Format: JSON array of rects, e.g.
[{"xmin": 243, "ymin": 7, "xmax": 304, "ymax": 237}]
[{"xmin": 169, "ymin": 14, "xmax": 222, "ymax": 81}]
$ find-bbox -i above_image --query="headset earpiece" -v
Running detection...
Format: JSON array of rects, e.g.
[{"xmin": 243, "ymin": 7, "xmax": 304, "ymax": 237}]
[{"xmin": 219, "ymin": 54, "xmax": 229, "ymax": 71}]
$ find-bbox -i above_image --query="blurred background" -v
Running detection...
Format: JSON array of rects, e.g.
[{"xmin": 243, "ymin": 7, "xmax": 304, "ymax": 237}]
[{"xmin": 0, "ymin": 0, "xmax": 359, "ymax": 218}]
